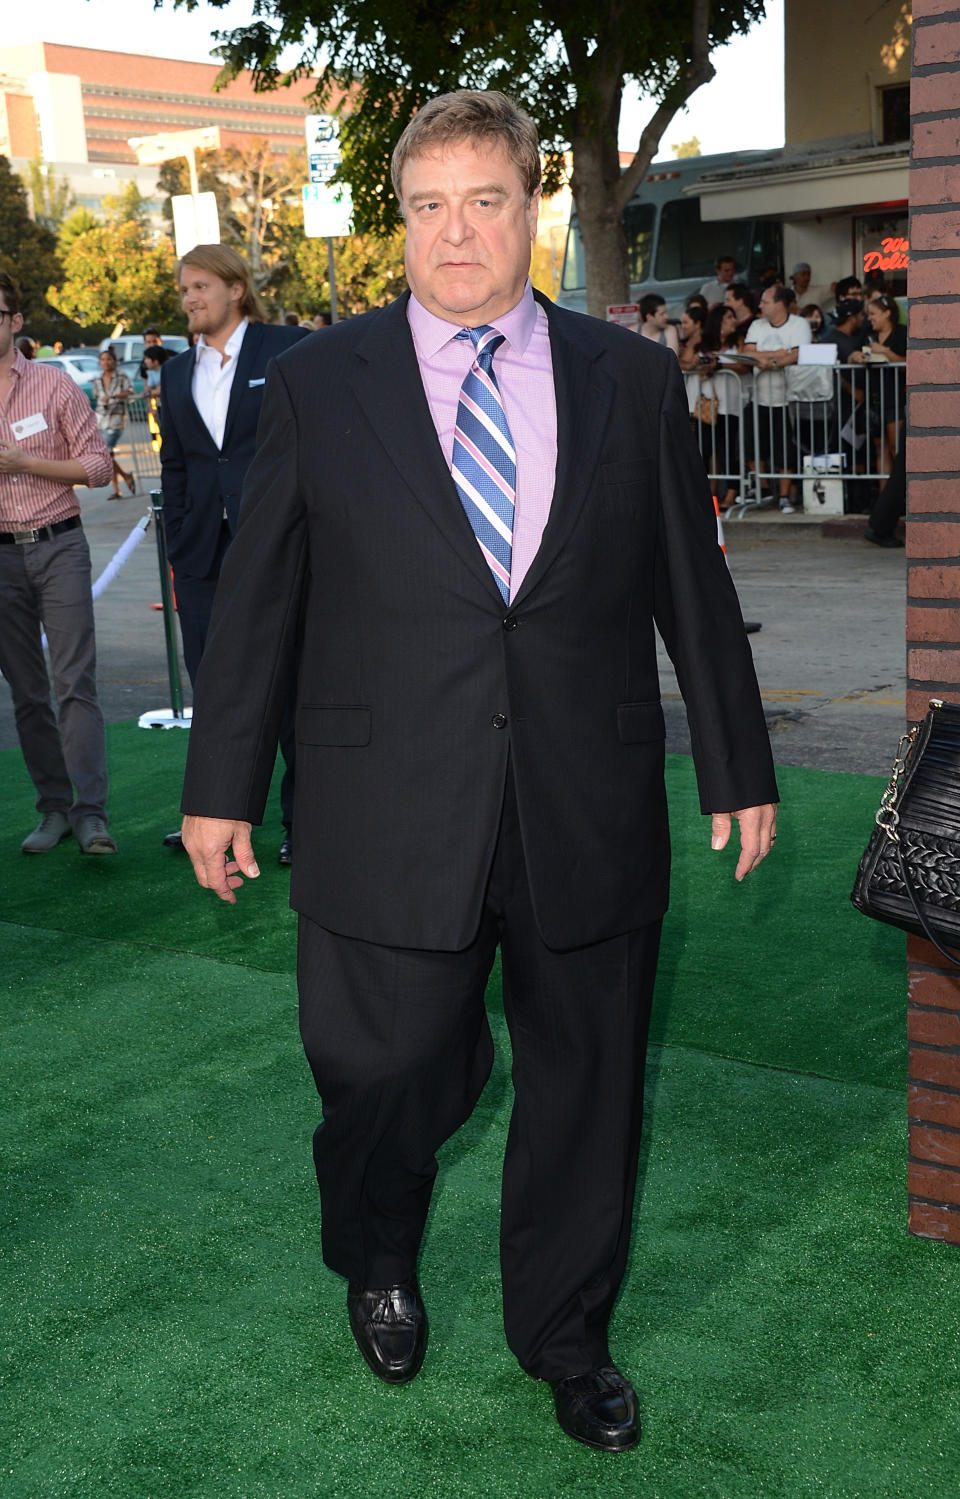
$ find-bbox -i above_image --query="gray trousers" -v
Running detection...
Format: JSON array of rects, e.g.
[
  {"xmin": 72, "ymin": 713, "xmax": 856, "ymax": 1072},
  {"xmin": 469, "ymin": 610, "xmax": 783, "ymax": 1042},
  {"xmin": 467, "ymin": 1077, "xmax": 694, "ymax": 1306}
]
[{"xmin": 0, "ymin": 527, "xmax": 109, "ymax": 823}]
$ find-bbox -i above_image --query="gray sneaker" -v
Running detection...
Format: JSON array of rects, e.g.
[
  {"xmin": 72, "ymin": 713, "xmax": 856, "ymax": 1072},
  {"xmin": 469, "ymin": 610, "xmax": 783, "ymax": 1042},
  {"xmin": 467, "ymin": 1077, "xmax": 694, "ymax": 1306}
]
[
  {"xmin": 75, "ymin": 815, "xmax": 118, "ymax": 855},
  {"xmin": 21, "ymin": 811, "xmax": 72, "ymax": 853}
]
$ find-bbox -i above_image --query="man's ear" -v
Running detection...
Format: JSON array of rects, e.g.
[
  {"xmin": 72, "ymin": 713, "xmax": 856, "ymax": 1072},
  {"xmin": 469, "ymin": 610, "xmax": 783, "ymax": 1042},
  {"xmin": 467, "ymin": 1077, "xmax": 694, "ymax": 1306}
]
[{"xmin": 528, "ymin": 187, "xmax": 542, "ymax": 242}]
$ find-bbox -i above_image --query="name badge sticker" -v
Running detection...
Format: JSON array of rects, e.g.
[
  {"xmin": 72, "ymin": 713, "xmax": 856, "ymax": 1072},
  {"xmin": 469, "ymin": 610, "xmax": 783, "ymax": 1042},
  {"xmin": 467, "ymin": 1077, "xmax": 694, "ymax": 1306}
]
[
  {"xmin": 248, "ymin": 377, "xmax": 265, "ymax": 388},
  {"xmin": 11, "ymin": 412, "xmax": 49, "ymax": 440}
]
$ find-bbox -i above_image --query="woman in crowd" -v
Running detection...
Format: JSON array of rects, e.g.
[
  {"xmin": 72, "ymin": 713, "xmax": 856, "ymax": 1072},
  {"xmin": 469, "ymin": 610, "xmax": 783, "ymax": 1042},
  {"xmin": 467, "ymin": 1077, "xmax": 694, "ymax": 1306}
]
[
  {"xmin": 697, "ymin": 303, "xmax": 746, "ymax": 510},
  {"xmin": 850, "ymin": 294, "xmax": 906, "ymax": 486},
  {"xmin": 92, "ymin": 346, "xmax": 136, "ymax": 499},
  {"xmin": 801, "ymin": 304, "xmax": 824, "ymax": 339},
  {"xmin": 677, "ymin": 303, "xmax": 706, "ymax": 370}
]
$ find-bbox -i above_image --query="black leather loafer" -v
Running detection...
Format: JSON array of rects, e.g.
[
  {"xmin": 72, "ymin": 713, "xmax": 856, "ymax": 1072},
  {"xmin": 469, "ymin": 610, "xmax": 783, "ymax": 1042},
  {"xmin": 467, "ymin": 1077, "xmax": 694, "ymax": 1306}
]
[
  {"xmin": 347, "ymin": 1282, "xmax": 427, "ymax": 1384},
  {"xmin": 551, "ymin": 1365, "xmax": 640, "ymax": 1451},
  {"xmin": 278, "ymin": 833, "xmax": 293, "ymax": 866}
]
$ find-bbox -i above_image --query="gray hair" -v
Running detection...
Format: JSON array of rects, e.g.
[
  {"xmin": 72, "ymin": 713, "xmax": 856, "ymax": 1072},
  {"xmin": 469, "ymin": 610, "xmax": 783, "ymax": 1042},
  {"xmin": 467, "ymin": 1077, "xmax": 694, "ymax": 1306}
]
[{"xmin": 391, "ymin": 90, "xmax": 541, "ymax": 207}]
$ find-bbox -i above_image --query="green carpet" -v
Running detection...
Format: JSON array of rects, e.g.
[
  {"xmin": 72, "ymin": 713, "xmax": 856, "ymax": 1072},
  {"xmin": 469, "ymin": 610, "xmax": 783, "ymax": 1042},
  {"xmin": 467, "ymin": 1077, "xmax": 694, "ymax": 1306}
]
[{"xmin": 2, "ymin": 723, "xmax": 947, "ymax": 1499}]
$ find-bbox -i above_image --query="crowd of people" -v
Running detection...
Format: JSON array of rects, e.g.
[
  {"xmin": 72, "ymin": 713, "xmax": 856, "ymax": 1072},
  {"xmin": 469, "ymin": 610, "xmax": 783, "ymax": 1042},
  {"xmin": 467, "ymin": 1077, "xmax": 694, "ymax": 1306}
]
[{"xmin": 642, "ymin": 255, "xmax": 907, "ymax": 544}]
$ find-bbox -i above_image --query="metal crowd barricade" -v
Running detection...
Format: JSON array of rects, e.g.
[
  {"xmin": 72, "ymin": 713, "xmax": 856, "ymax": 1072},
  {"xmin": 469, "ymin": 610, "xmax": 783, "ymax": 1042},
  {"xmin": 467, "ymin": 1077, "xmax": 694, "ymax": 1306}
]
[
  {"xmin": 116, "ymin": 395, "xmax": 162, "ymax": 494},
  {"xmin": 687, "ymin": 360, "xmax": 906, "ymax": 517}
]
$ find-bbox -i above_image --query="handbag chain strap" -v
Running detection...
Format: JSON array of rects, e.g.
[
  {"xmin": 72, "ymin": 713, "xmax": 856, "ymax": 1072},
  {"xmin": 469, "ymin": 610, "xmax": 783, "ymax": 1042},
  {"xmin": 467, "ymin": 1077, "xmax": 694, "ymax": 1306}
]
[
  {"xmin": 875, "ymin": 719, "xmax": 960, "ymax": 968},
  {"xmin": 874, "ymin": 726, "xmax": 917, "ymax": 842}
]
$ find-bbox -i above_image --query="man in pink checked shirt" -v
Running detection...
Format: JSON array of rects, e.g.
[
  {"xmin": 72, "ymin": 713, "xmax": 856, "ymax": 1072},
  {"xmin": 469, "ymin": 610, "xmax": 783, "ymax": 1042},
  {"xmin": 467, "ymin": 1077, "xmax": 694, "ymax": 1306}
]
[
  {"xmin": 0, "ymin": 271, "xmax": 116, "ymax": 855},
  {"xmin": 177, "ymin": 92, "xmax": 778, "ymax": 1452}
]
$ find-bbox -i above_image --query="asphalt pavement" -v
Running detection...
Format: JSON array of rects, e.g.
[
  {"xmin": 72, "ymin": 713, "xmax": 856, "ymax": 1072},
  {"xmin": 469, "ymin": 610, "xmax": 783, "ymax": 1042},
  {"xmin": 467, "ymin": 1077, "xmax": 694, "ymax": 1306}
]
[{"xmin": 0, "ymin": 480, "xmax": 907, "ymax": 778}]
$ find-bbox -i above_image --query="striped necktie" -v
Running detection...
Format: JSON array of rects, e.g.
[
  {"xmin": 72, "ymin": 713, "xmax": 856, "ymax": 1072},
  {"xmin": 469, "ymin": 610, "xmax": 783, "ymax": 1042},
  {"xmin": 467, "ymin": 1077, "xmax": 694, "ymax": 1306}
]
[{"xmin": 451, "ymin": 326, "xmax": 515, "ymax": 602}]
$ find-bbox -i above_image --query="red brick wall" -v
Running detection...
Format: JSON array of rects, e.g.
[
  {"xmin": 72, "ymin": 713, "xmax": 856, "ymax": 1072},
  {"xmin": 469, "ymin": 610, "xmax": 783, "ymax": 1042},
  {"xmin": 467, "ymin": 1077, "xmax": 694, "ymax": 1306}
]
[{"xmin": 906, "ymin": 1, "xmax": 960, "ymax": 1244}]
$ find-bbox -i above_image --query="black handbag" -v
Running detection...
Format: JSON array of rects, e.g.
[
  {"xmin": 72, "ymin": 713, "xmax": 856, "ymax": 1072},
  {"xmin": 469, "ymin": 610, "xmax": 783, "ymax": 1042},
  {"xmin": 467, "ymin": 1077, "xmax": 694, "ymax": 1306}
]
[{"xmin": 851, "ymin": 698, "xmax": 960, "ymax": 967}]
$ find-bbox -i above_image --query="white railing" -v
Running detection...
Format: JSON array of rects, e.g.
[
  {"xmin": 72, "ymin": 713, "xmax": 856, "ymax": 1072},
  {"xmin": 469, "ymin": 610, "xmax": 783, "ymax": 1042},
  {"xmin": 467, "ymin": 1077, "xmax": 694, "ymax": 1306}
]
[{"xmin": 685, "ymin": 361, "xmax": 906, "ymax": 516}]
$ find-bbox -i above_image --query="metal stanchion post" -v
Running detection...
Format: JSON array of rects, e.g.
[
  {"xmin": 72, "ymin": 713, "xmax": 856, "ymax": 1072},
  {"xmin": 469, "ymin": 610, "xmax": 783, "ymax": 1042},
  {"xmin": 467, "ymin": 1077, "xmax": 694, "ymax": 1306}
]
[{"xmin": 138, "ymin": 489, "xmax": 192, "ymax": 729}]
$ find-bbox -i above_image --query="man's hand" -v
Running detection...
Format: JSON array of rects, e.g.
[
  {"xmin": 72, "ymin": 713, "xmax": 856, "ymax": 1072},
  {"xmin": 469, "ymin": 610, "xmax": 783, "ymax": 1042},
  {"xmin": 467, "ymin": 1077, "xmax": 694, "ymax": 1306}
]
[
  {"xmin": 0, "ymin": 444, "xmax": 29, "ymax": 474},
  {"xmin": 710, "ymin": 804, "xmax": 778, "ymax": 882},
  {"xmin": 181, "ymin": 815, "xmax": 259, "ymax": 904}
]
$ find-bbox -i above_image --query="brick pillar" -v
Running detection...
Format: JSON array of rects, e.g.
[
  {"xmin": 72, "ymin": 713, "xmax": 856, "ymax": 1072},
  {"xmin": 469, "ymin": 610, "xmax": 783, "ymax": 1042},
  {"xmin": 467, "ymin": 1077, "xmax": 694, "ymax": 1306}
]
[{"xmin": 906, "ymin": 0, "xmax": 960, "ymax": 1243}]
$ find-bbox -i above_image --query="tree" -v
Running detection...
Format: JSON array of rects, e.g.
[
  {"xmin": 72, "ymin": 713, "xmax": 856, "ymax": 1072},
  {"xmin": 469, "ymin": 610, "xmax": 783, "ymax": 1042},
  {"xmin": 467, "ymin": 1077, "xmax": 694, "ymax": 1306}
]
[
  {"xmin": 48, "ymin": 219, "xmax": 183, "ymax": 331},
  {"xmin": 283, "ymin": 220, "xmax": 407, "ymax": 317},
  {"xmin": 156, "ymin": 142, "xmax": 405, "ymax": 316},
  {"xmin": 0, "ymin": 155, "xmax": 75, "ymax": 341},
  {"xmin": 671, "ymin": 136, "xmax": 702, "ymax": 158},
  {"xmin": 157, "ymin": 140, "xmax": 304, "ymax": 294},
  {"xmin": 58, "ymin": 206, "xmax": 100, "ymax": 256},
  {"xmin": 157, "ymin": 147, "xmax": 234, "ymax": 243},
  {"xmin": 102, "ymin": 180, "xmax": 151, "ymax": 232},
  {"xmin": 21, "ymin": 156, "xmax": 75, "ymax": 231},
  {"xmin": 181, "ymin": 0, "xmax": 765, "ymax": 317}
]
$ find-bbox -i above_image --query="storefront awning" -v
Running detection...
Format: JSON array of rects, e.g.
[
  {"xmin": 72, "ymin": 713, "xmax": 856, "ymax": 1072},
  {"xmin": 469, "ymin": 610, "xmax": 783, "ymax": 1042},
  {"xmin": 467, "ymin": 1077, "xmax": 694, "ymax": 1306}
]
[{"xmin": 691, "ymin": 147, "xmax": 909, "ymax": 221}]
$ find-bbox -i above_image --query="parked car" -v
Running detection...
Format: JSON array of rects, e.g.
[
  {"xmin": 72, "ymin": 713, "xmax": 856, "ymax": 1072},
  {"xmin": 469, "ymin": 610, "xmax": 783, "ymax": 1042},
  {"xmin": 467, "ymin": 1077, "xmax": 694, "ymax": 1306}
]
[
  {"xmin": 98, "ymin": 333, "xmax": 189, "ymax": 365},
  {"xmin": 117, "ymin": 359, "xmax": 147, "ymax": 400},
  {"xmin": 36, "ymin": 353, "xmax": 102, "ymax": 408}
]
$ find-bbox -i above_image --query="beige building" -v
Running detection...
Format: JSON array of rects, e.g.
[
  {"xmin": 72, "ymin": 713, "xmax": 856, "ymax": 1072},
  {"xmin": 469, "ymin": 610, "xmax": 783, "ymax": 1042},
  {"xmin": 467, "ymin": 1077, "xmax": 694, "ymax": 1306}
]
[{"xmin": 696, "ymin": 0, "xmax": 911, "ymax": 298}]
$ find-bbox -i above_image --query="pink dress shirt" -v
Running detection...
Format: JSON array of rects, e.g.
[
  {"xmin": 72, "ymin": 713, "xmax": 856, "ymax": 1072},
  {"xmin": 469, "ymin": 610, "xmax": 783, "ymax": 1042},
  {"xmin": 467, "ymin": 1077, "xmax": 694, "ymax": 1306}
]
[
  {"xmin": 407, "ymin": 282, "xmax": 558, "ymax": 602},
  {"xmin": 0, "ymin": 350, "xmax": 112, "ymax": 528}
]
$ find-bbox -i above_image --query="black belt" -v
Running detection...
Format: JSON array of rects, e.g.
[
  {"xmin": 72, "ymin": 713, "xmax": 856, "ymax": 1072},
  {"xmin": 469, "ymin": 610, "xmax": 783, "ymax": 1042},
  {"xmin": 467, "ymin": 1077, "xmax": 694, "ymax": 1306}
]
[{"xmin": 0, "ymin": 515, "xmax": 82, "ymax": 545}]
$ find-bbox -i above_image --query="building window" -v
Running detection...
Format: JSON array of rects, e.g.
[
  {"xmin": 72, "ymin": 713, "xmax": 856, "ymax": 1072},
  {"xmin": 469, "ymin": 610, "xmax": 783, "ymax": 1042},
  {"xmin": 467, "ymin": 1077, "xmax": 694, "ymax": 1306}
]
[{"xmin": 881, "ymin": 85, "xmax": 910, "ymax": 145}]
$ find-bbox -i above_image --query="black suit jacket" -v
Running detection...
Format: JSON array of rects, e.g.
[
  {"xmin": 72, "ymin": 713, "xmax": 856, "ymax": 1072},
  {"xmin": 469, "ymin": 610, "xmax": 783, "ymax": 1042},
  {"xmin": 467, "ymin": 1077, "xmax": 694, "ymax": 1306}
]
[
  {"xmin": 159, "ymin": 321, "xmax": 309, "ymax": 578},
  {"xmin": 182, "ymin": 292, "xmax": 778, "ymax": 951}
]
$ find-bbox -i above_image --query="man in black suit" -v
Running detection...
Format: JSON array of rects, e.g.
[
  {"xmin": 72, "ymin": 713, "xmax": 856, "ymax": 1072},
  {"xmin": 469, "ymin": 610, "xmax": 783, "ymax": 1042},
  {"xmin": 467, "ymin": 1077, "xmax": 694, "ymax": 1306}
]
[
  {"xmin": 159, "ymin": 245, "xmax": 308, "ymax": 859},
  {"xmin": 179, "ymin": 93, "xmax": 778, "ymax": 1451}
]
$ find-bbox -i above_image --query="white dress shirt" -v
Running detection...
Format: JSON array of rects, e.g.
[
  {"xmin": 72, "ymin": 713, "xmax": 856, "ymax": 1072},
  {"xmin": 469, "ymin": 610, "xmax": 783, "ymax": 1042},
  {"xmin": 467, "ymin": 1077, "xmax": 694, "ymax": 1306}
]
[{"xmin": 192, "ymin": 318, "xmax": 248, "ymax": 448}]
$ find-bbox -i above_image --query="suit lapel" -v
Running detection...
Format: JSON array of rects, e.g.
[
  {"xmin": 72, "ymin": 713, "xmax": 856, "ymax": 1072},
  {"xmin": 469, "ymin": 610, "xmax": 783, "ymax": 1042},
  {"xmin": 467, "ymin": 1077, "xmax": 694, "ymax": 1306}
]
[
  {"xmin": 510, "ymin": 296, "xmax": 616, "ymax": 608},
  {"xmin": 220, "ymin": 321, "xmax": 263, "ymax": 454},
  {"xmin": 166, "ymin": 345, "xmax": 219, "ymax": 454},
  {"xmin": 348, "ymin": 296, "xmax": 504, "ymax": 603}
]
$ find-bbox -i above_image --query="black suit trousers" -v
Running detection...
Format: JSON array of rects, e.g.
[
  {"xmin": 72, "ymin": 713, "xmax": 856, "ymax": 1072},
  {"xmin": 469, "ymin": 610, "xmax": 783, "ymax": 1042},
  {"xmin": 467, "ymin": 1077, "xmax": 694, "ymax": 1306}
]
[{"xmin": 297, "ymin": 766, "xmax": 661, "ymax": 1381}]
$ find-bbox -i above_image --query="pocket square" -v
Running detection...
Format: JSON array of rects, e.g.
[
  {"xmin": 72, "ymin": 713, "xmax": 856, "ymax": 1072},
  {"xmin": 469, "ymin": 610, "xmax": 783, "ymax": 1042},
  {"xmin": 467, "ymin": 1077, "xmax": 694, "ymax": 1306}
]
[{"xmin": 248, "ymin": 377, "xmax": 265, "ymax": 387}]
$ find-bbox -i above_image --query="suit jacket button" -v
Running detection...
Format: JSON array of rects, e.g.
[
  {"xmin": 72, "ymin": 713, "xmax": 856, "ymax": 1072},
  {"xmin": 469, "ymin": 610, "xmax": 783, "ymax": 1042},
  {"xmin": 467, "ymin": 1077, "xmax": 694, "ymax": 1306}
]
[
  {"xmin": 491, "ymin": 713, "xmax": 507, "ymax": 730},
  {"xmin": 502, "ymin": 615, "xmax": 517, "ymax": 630}
]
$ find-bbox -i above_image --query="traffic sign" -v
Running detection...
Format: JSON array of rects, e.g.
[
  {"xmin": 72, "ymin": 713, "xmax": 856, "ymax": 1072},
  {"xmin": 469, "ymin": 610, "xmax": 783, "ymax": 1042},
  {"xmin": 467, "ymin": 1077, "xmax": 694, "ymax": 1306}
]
[
  {"xmin": 305, "ymin": 114, "xmax": 340, "ymax": 153},
  {"xmin": 302, "ymin": 182, "xmax": 352, "ymax": 239}
]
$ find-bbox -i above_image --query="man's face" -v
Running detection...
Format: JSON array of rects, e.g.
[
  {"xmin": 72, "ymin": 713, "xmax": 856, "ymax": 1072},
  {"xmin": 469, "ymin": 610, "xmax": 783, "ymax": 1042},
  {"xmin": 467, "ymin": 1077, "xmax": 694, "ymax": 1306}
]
[
  {"xmin": 179, "ymin": 266, "xmax": 244, "ymax": 339},
  {"xmin": 716, "ymin": 259, "xmax": 735, "ymax": 285},
  {"xmin": 650, "ymin": 302, "xmax": 668, "ymax": 328},
  {"xmin": 145, "ymin": 332, "xmax": 161, "ymax": 347},
  {"xmin": 400, "ymin": 138, "xmax": 540, "ymax": 326},
  {"xmin": 724, "ymin": 288, "xmax": 746, "ymax": 321},
  {"xmin": 0, "ymin": 294, "xmax": 24, "ymax": 360},
  {"xmin": 792, "ymin": 270, "xmax": 810, "ymax": 294},
  {"xmin": 759, "ymin": 288, "xmax": 787, "ymax": 327}
]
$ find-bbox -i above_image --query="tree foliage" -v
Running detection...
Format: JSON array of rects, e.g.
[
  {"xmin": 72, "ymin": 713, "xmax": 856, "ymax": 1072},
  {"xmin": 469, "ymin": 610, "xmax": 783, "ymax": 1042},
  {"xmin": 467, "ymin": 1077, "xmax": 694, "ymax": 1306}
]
[
  {"xmin": 101, "ymin": 180, "xmax": 152, "ymax": 231},
  {"xmin": 283, "ymin": 219, "xmax": 407, "ymax": 317},
  {"xmin": 58, "ymin": 206, "xmax": 100, "ymax": 256},
  {"xmin": 156, "ymin": 141, "xmax": 408, "ymax": 316},
  {"xmin": 21, "ymin": 157, "xmax": 75, "ymax": 231},
  {"xmin": 0, "ymin": 155, "xmax": 79, "ymax": 342},
  {"xmin": 172, "ymin": 0, "xmax": 766, "ymax": 314},
  {"xmin": 48, "ymin": 219, "xmax": 182, "ymax": 332}
]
